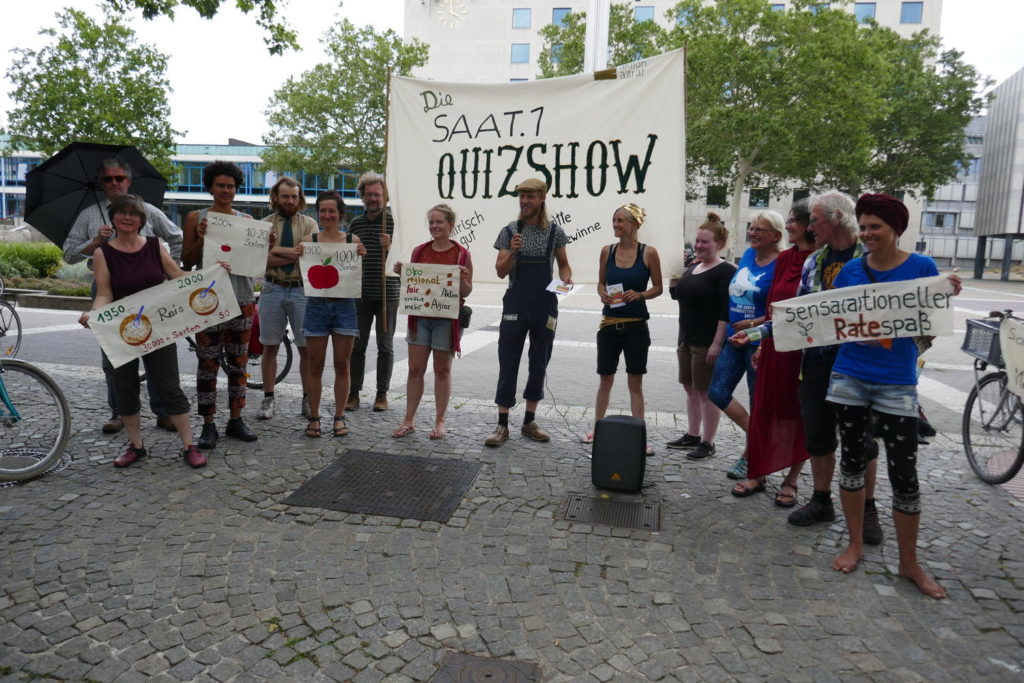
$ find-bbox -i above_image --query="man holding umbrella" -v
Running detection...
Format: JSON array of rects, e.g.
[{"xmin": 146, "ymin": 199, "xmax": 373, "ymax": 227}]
[{"xmin": 62, "ymin": 158, "xmax": 183, "ymax": 434}]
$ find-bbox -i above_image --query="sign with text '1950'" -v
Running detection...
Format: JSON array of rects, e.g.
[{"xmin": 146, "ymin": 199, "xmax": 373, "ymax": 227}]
[
  {"xmin": 298, "ymin": 242, "xmax": 362, "ymax": 299},
  {"xmin": 772, "ymin": 275, "xmax": 955, "ymax": 353},
  {"xmin": 399, "ymin": 263, "xmax": 460, "ymax": 320},
  {"xmin": 201, "ymin": 212, "xmax": 271, "ymax": 278},
  {"xmin": 90, "ymin": 265, "xmax": 240, "ymax": 369}
]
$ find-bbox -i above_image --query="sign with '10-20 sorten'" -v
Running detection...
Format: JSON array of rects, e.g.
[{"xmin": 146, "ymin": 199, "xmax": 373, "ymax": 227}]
[
  {"xmin": 201, "ymin": 212, "xmax": 272, "ymax": 278},
  {"xmin": 399, "ymin": 263, "xmax": 460, "ymax": 320},
  {"xmin": 298, "ymin": 242, "xmax": 362, "ymax": 298}
]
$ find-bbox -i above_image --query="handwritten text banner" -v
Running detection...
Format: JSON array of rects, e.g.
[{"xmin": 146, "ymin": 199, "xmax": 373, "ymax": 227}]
[
  {"xmin": 298, "ymin": 242, "xmax": 362, "ymax": 298},
  {"xmin": 772, "ymin": 275, "xmax": 955, "ymax": 352},
  {"xmin": 90, "ymin": 265, "xmax": 240, "ymax": 368},
  {"xmin": 202, "ymin": 212, "xmax": 271, "ymax": 278},
  {"xmin": 399, "ymin": 263, "xmax": 460, "ymax": 320}
]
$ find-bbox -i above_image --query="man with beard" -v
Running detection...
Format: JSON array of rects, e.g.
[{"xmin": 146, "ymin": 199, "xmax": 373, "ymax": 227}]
[
  {"xmin": 484, "ymin": 178, "xmax": 573, "ymax": 447},
  {"xmin": 257, "ymin": 177, "xmax": 318, "ymax": 420}
]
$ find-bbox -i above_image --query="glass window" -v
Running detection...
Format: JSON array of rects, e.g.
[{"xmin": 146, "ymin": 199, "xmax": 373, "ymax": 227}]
[
  {"xmin": 900, "ymin": 1, "xmax": 923, "ymax": 23},
  {"xmin": 749, "ymin": 188, "xmax": 770, "ymax": 208},
  {"xmin": 770, "ymin": 4, "xmax": 785, "ymax": 10},
  {"xmin": 511, "ymin": 43, "xmax": 530, "ymax": 63},
  {"xmin": 792, "ymin": 188, "xmax": 810, "ymax": 202},
  {"xmin": 634, "ymin": 6, "xmax": 655, "ymax": 22},
  {"xmin": 966, "ymin": 135, "xmax": 983, "ymax": 145},
  {"xmin": 854, "ymin": 3, "xmax": 876, "ymax": 22},
  {"xmin": 551, "ymin": 43, "xmax": 563, "ymax": 64},
  {"xmin": 510, "ymin": 78, "xmax": 528, "ymax": 83},
  {"xmin": 809, "ymin": 3, "xmax": 830, "ymax": 14},
  {"xmin": 675, "ymin": 7, "xmax": 692, "ymax": 25},
  {"xmin": 512, "ymin": 8, "xmax": 531, "ymax": 28},
  {"xmin": 552, "ymin": 8, "xmax": 570, "ymax": 27},
  {"xmin": 706, "ymin": 185, "xmax": 728, "ymax": 207}
]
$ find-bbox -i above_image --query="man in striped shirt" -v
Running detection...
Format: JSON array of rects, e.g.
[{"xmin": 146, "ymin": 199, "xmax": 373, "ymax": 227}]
[{"xmin": 346, "ymin": 172, "xmax": 399, "ymax": 412}]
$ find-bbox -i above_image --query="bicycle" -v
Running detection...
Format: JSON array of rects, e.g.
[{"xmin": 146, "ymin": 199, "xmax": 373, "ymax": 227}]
[
  {"xmin": 0, "ymin": 358, "xmax": 72, "ymax": 481},
  {"xmin": 0, "ymin": 276, "xmax": 22, "ymax": 358},
  {"xmin": 961, "ymin": 311, "xmax": 1024, "ymax": 484}
]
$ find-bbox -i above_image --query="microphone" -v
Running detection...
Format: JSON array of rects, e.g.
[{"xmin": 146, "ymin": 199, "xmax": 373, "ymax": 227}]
[{"xmin": 516, "ymin": 220, "xmax": 524, "ymax": 234}]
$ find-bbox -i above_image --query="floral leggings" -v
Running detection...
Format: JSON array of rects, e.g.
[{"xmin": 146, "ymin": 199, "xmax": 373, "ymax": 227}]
[
  {"xmin": 195, "ymin": 302, "xmax": 255, "ymax": 417},
  {"xmin": 834, "ymin": 402, "xmax": 921, "ymax": 515}
]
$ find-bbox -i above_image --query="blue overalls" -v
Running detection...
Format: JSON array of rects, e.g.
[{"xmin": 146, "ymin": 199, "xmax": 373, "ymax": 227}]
[{"xmin": 495, "ymin": 225, "xmax": 559, "ymax": 408}]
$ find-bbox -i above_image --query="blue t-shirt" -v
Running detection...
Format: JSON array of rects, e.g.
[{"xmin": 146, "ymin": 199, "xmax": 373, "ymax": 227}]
[
  {"xmin": 831, "ymin": 252, "xmax": 939, "ymax": 385},
  {"xmin": 726, "ymin": 248, "xmax": 776, "ymax": 340}
]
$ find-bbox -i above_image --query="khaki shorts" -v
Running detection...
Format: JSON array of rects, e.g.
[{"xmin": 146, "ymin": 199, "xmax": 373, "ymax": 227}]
[{"xmin": 677, "ymin": 343, "xmax": 713, "ymax": 391}]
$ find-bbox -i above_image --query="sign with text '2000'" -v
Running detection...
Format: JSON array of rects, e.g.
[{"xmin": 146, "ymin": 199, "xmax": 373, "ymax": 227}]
[
  {"xmin": 298, "ymin": 242, "xmax": 362, "ymax": 299},
  {"xmin": 89, "ymin": 265, "xmax": 240, "ymax": 369},
  {"xmin": 399, "ymin": 263, "xmax": 460, "ymax": 320},
  {"xmin": 201, "ymin": 212, "xmax": 271, "ymax": 278}
]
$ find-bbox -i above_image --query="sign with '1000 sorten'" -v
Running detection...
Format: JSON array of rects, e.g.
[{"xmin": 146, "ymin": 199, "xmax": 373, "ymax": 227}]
[
  {"xmin": 298, "ymin": 242, "xmax": 362, "ymax": 298},
  {"xmin": 399, "ymin": 263, "xmax": 460, "ymax": 320}
]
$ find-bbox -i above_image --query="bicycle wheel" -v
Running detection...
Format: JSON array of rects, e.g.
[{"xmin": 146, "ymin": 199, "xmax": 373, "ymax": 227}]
[
  {"xmin": 243, "ymin": 336, "xmax": 293, "ymax": 390},
  {"xmin": 963, "ymin": 372, "xmax": 1024, "ymax": 484},
  {"xmin": 0, "ymin": 360, "xmax": 72, "ymax": 481},
  {"xmin": 0, "ymin": 301, "xmax": 22, "ymax": 358}
]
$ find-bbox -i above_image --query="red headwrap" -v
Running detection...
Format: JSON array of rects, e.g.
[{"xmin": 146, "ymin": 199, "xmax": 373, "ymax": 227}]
[{"xmin": 855, "ymin": 193, "xmax": 909, "ymax": 236}]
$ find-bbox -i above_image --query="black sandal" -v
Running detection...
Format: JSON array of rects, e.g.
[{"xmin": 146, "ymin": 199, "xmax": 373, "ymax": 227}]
[
  {"xmin": 305, "ymin": 416, "xmax": 321, "ymax": 437},
  {"xmin": 333, "ymin": 416, "xmax": 349, "ymax": 437}
]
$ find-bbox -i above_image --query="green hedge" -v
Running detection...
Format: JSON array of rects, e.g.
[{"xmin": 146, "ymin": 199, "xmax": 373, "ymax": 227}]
[{"xmin": 0, "ymin": 243, "xmax": 64, "ymax": 279}]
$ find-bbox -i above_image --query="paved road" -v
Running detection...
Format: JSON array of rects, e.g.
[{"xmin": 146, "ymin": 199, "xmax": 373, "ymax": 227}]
[{"xmin": 2, "ymin": 277, "xmax": 1023, "ymax": 681}]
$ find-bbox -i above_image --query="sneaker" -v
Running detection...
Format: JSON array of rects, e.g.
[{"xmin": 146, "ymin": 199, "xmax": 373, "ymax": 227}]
[
  {"xmin": 114, "ymin": 444, "xmax": 146, "ymax": 468},
  {"xmin": 373, "ymin": 393, "xmax": 388, "ymax": 412},
  {"xmin": 301, "ymin": 395, "xmax": 311, "ymax": 419},
  {"xmin": 863, "ymin": 499, "xmax": 884, "ymax": 546},
  {"xmin": 521, "ymin": 421, "xmax": 551, "ymax": 442},
  {"xmin": 346, "ymin": 393, "xmax": 359, "ymax": 411},
  {"xmin": 484, "ymin": 425, "xmax": 510, "ymax": 447},
  {"xmin": 666, "ymin": 433, "xmax": 700, "ymax": 450},
  {"xmin": 197, "ymin": 422, "xmax": 219, "ymax": 450},
  {"xmin": 726, "ymin": 456, "xmax": 747, "ymax": 480},
  {"xmin": 182, "ymin": 445, "xmax": 207, "ymax": 469},
  {"xmin": 155, "ymin": 415, "xmax": 176, "ymax": 432},
  {"xmin": 225, "ymin": 417, "xmax": 257, "ymax": 442},
  {"xmin": 102, "ymin": 413, "xmax": 124, "ymax": 435},
  {"xmin": 787, "ymin": 498, "xmax": 836, "ymax": 527},
  {"xmin": 687, "ymin": 441, "xmax": 716, "ymax": 460},
  {"xmin": 257, "ymin": 396, "xmax": 276, "ymax": 420}
]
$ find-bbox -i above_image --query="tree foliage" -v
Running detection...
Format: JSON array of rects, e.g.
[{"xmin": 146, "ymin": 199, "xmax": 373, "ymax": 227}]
[
  {"xmin": 261, "ymin": 20, "xmax": 429, "ymax": 178},
  {"xmin": 3, "ymin": 8, "xmax": 181, "ymax": 181},
  {"xmin": 103, "ymin": 0, "xmax": 297, "ymax": 54},
  {"xmin": 536, "ymin": 0, "xmax": 989, "ymax": 229}
]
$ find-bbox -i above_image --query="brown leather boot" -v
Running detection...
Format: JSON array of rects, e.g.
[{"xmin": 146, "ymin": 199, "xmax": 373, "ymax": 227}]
[
  {"xmin": 346, "ymin": 393, "xmax": 359, "ymax": 411},
  {"xmin": 373, "ymin": 393, "xmax": 387, "ymax": 412}
]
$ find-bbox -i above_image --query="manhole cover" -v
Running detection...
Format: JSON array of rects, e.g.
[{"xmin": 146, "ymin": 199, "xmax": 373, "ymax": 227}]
[
  {"xmin": 283, "ymin": 450, "xmax": 481, "ymax": 523},
  {"xmin": 563, "ymin": 494, "xmax": 660, "ymax": 531},
  {"xmin": 431, "ymin": 652, "xmax": 541, "ymax": 682}
]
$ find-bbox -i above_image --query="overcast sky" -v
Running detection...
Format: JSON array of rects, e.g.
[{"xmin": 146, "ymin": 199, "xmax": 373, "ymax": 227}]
[{"xmin": 1, "ymin": 0, "xmax": 1022, "ymax": 145}]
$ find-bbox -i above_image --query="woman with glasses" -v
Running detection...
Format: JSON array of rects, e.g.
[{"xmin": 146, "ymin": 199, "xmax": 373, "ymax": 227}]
[{"xmin": 704, "ymin": 211, "xmax": 782, "ymax": 491}]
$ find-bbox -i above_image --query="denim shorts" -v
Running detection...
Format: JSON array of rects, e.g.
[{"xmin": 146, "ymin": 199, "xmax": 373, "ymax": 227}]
[
  {"xmin": 826, "ymin": 371, "xmax": 919, "ymax": 418},
  {"xmin": 407, "ymin": 316, "xmax": 453, "ymax": 352},
  {"xmin": 707, "ymin": 342, "xmax": 756, "ymax": 410},
  {"xmin": 259, "ymin": 281, "xmax": 308, "ymax": 347},
  {"xmin": 303, "ymin": 297, "xmax": 359, "ymax": 338}
]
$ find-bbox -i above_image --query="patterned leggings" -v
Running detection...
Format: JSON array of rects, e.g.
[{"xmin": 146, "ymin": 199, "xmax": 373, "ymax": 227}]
[
  {"xmin": 195, "ymin": 302, "xmax": 255, "ymax": 417},
  {"xmin": 834, "ymin": 403, "xmax": 921, "ymax": 515}
]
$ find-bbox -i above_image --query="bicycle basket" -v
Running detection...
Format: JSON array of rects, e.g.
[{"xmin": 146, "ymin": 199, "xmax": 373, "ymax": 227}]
[{"xmin": 962, "ymin": 318, "xmax": 1003, "ymax": 366}]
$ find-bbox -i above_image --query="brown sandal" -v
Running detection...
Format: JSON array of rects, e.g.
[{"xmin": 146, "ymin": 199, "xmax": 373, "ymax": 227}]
[
  {"xmin": 775, "ymin": 482, "xmax": 798, "ymax": 508},
  {"xmin": 332, "ymin": 416, "xmax": 349, "ymax": 437},
  {"xmin": 305, "ymin": 417, "xmax": 321, "ymax": 437}
]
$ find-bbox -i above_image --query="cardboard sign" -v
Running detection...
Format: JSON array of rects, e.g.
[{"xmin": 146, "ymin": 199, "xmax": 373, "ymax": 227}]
[
  {"xmin": 201, "ymin": 212, "xmax": 271, "ymax": 277},
  {"xmin": 90, "ymin": 264, "xmax": 240, "ymax": 368},
  {"xmin": 1000, "ymin": 317, "xmax": 1024, "ymax": 398},
  {"xmin": 772, "ymin": 275, "xmax": 955, "ymax": 352},
  {"xmin": 298, "ymin": 242, "xmax": 362, "ymax": 298},
  {"xmin": 399, "ymin": 262, "xmax": 460, "ymax": 319}
]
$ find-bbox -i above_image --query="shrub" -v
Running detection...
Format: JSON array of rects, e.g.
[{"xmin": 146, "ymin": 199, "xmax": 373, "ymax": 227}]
[
  {"xmin": 0, "ymin": 243, "xmax": 64, "ymax": 277},
  {"xmin": 0, "ymin": 256, "xmax": 37, "ymax": 279}
]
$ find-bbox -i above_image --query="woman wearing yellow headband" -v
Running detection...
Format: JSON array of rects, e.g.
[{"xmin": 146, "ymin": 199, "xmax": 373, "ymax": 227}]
[{"xmin": 581, "ymin": 204, "xmax": 663, "ymax": 452}]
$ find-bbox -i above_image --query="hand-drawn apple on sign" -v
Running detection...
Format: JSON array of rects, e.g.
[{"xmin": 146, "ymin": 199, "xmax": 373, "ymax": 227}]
[{"xmin": 308, "ymin": 258, "xmax": 339, "ymax": 289}]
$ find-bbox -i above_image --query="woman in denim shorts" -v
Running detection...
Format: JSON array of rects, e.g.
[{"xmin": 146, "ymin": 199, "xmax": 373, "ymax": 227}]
[
  {"xmin": 391, "ymin": 204, "xmax": 473, "ymax": 440},
  {"xmin": 299, "ymin": 192, "xmax": 366, "ymax": 437},
  {"xmin": 826, "ymin": 193, "xmax": 961, "ymax": 599}
]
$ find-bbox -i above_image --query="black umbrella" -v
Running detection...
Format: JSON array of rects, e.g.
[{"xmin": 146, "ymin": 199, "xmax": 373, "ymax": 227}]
[{"xmin": 24, "ymin": 142, "xmax": 168, "ymax": 247}]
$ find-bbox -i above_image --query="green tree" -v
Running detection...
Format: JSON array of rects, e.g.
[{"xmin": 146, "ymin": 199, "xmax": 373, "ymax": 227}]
[
  {"xmin": 104, "ymin": 0, "xmax": 297, "ymax": 54},
  {"xmin": 538, "ymin": 4, "xmax": 662, "ymax": 79},
  {"xmin": 3, "ymin": 8, "xmax": 181, "ymax": 181},
  {"xmin": 261, "ymin": 19, "xmax": 429, "ymax": 180}
]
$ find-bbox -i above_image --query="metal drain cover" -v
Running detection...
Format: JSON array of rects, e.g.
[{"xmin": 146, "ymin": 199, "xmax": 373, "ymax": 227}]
[
  {"xmin": 563, "ymin": 495, "xmax": 661, "ymax": 531},
  {"xmin": 431, "ymin": 652, "xmax": 541, "ymax": 682}
]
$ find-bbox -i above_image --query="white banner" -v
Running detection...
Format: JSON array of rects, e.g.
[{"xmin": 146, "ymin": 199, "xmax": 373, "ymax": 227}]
[
  {"xmin": 201, "ymin": 212, "xmax": 272, "ymax": 278},
  {"xmin": 298, "ymin": 242, "xmax": 362, "ymax": 298},
  {"xmin": 90, "ymin": 265, "xmax": 240, "ymax": 368},
  {"xmin": 399, "ymin": 262, "xmax": 460, "ymax": 320},
  {"xmin": 386, "ymin": 49, "xmax": 686, "ymax": 284},
  {"xmin": 772, "ymin": 275, "xmax": 955, "ymax": 352},
  {"xmin": 1000, "ymin": 317, "xmax": 1024, "ymax": 397}
]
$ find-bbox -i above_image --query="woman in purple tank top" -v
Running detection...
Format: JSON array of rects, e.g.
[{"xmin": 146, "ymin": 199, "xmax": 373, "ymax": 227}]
[{"xmin": 79, "ymin": 194, "xmax": 205, "ymax": 469}]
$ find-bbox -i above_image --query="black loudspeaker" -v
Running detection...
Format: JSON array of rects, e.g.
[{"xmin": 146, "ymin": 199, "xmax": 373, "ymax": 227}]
[{"xmin": 591, "ymin": 415, "xmax": 646, "ymax": 493}]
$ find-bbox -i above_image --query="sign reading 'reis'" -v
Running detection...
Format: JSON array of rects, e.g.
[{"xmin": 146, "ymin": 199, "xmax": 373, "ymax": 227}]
[{"xmin": 772, "ymin": 275, "xmax": 955, "ymax": 352}]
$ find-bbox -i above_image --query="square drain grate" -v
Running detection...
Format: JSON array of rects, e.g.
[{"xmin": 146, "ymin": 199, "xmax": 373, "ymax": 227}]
[
  {"xmin": 431, "ymin": 652, "xmax": 541, "ymax": 682},
  {"xmin": 563, "ymin": 495, "xmax": 661, "ymax": 531},
  {"xmin": 283, "ymin": 450, "xmax": 481, "ymax": 523}
]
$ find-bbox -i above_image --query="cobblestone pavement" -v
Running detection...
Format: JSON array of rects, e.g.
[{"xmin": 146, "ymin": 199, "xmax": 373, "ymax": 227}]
[{"xmin": 2, "ymin": 362, "xmax": 1023, "ymax": 682}]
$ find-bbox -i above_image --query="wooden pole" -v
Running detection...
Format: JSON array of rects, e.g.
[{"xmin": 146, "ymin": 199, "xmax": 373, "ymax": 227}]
[{"xmin": 380, "ymin": 68, "xmax": 393, "ymax": 335}]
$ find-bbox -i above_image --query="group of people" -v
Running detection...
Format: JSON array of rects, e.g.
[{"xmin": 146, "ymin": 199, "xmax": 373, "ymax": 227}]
[{"xmin": 71, "ymin": 160, "xmax": 957, "ymax": 599}]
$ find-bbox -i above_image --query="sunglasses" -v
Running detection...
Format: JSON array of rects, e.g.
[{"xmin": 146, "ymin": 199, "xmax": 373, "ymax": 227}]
[{"xmin": 102, "ymin": 175, "xmax": 128, "ymax": 183}]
